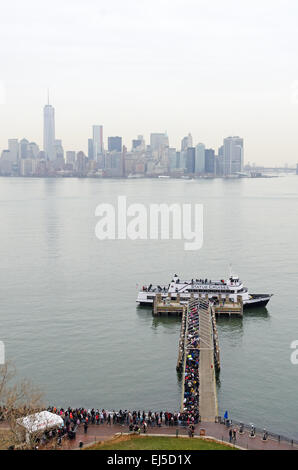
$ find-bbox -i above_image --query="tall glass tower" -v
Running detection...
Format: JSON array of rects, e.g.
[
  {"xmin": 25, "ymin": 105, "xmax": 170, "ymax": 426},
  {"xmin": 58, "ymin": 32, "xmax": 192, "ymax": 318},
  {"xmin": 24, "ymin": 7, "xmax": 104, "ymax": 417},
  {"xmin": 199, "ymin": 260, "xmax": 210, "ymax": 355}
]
[
  {"xmin": 223, "ymin": 136, "xmax": 244, "ymax": 176},
  {"xmin": 92, "ymin": 125, "xmax": 104, "ymax": 158},
  {"xmin": 43, "ymin": 94, "xmax": 56, "ymax": 160}
]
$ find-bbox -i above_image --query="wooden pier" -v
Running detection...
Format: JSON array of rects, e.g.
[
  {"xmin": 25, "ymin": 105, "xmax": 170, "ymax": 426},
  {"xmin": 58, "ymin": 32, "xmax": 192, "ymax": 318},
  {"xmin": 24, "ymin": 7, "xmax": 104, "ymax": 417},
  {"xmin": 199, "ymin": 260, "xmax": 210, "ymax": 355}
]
[
  {"xmin": 153, "ymin": 294, "xmax": 186, "ymax": 317},
  {"xmin": 153, "ymin": 294, "xmax": 243, "ymax": 318},
  {"xmin": 153, "ymin": 293, "xmax": 244, "ymax": 421},
  {"xmin": 196, "ymin": 299, "xmax": 219, "ymax": 422},
  {"xmin": 178, "ymin": 297, "xmax": 220, "ymax": 422},
  {"xmin": 214, "ymin": 295, "xmax": 243, "ymax": 317}
]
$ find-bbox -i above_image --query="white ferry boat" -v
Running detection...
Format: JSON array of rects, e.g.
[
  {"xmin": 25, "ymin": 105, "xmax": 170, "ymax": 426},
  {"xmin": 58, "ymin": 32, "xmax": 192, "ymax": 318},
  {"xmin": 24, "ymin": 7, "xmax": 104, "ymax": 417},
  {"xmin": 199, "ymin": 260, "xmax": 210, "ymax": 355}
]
[{"xmin": 136, "ymin": 274, "xmax": 272, "ymax": 309}]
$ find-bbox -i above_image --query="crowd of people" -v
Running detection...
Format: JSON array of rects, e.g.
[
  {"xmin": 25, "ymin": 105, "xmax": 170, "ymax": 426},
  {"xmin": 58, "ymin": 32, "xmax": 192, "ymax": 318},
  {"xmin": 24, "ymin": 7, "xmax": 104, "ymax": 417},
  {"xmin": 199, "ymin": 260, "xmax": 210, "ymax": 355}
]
[
  {"xmin": 46, "ymin": 407, "xmax": 197, "ymax": 433},
  {"xmin": 182, "ymin": 303, "xmax": 200, "ymax": 423}
]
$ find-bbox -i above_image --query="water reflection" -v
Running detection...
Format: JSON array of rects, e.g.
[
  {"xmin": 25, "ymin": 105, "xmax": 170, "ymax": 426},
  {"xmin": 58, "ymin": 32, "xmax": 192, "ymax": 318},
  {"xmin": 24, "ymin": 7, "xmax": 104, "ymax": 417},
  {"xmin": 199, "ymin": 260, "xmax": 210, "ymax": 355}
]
[
  {"xmin": 151, "ymin": 316, "xmax": 181, "ymax": 331},
  {"xmin": 136, "ymin": 306, "xmax": 181, "ymax": 332},
  {"xmin": 216, "ymin": 317, "xmax": 243, "ymax": 338},
  {"xmin": 244, "ymin": 307, "xmax": 270, "ymax": 319},
  {"xmin": 136, "ymin": 305, "xmax": 152, "ymax": 318},
  {"xmin": 42, "ymin": 179, "xmax": 61, "ymax": 257}
]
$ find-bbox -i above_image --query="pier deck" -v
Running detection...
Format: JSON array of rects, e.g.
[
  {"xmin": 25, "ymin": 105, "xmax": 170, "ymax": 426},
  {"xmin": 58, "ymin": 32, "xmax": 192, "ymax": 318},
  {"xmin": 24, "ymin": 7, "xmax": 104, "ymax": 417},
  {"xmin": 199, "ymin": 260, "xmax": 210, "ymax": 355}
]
[
  {"xmin": 214, "ymin": 296, "xmax": 243, "ymax": 317},
  {"xmin": 153, "ymin": 294, "xmax": 185, "ymax": 316},
  {"xmin": 197, "ymin": 300, "xmax": 218, "ymax": 422},
  {"xmin": 179, "ymin": 298, "xmax": 219, "ymax": 423}
]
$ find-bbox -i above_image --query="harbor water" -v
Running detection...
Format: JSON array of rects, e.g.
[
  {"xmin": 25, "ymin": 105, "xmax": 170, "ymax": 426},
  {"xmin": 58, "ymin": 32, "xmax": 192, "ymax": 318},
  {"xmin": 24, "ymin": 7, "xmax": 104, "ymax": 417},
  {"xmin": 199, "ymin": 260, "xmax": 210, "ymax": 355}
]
[{"xmin": 0, "ymin": 176, "xmax": 297, "ymax": 438}]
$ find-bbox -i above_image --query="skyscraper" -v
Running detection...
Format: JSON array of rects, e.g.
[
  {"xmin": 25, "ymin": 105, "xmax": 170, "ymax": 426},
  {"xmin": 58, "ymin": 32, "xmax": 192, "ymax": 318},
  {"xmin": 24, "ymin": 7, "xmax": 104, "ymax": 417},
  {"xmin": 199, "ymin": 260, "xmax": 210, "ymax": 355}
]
[
  {"xmin": 132, "ymin": 135, "xmax": 145, "ymax": 152},
  {"xmin": 223, "ymin": 136, "xmax": 244, "ymax": 175},
  {"xmin": 150, "ymin": 133, "xmax": 169, "ymax": 159},
  {"xmin": 168, "ymin": 147, "xmax": 178, "ymax": 170},
  {"xmin": 205, "ymin": 148, "xmax": 215, "ymax": 174},
  {"xmin": 93, "ymin": 125, "xmax": 104, "ymax": 158},
  {"xmin": 66, "ymin": 151, "xmax": 76, "ymax": 165},
  {"xmin": 28, "ymin": 142, "xmax": 40, "ymax": 159},
  {"xmin": 20, "ymin": 138, "xmax": 29, "ymax": 159},
  {"xmin": 181, "ymin": 133, "xmax": 193, "ymax": 151},
  {"xmin": 108, "ymin": 136, "xmax": 122, "ymax": 152},
  {"xmin": 88, "ymin": 138, "xmax": 94, "ymax": 160},
  {"xmin": 8, "ymin": 139, "xmax": 19, "ymax": 162},
  {"xmin": 43, "ymin": 95, "xmax": 56, "ymax": 161},
  {"xmin": 186, "ymin": 147, "xmax": 196, "ymax": 174},
  {"xmin": 195, "ymin": 143, "xmax": 206, "ymax": 174},
  {"xmin": 216, "ymin": 145, "xmax": 224, "ymax": 176},
  {"xmin": 53, "ymin": 140, "xmax": 64, "ymax": 160}
]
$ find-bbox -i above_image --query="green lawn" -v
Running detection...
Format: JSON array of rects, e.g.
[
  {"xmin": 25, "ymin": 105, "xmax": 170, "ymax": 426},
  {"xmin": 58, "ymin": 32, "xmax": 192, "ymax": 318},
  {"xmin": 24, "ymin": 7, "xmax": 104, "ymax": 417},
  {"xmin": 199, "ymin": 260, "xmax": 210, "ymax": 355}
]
[{"xmin": 88, "ymin": 435, "xmax": 235, "ymax": 451}]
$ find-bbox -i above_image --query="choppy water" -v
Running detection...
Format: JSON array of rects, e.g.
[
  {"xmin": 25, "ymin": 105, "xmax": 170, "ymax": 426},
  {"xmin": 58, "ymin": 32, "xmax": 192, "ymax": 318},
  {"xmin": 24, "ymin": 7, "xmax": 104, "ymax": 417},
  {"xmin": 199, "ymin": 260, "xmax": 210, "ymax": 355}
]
[{"xmin": 0, "ymin": 176, "xmax": 297, "ymax": 438}]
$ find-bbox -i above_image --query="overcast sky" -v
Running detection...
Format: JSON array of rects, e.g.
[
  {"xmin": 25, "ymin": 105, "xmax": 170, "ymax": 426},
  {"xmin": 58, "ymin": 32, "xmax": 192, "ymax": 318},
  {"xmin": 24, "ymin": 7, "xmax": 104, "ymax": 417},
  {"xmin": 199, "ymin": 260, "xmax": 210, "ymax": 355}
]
[{"xmin": 1, "ymin": 0, "xmax": 298, "ymax": 165}]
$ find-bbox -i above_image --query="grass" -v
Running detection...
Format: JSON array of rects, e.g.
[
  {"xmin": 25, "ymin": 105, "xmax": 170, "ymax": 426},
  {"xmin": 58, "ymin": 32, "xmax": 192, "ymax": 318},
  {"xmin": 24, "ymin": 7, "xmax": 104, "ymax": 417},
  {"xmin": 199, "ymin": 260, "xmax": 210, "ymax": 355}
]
[{"xmin": 88, "ymin": 434, "xmax": 236, "ymax": 451}]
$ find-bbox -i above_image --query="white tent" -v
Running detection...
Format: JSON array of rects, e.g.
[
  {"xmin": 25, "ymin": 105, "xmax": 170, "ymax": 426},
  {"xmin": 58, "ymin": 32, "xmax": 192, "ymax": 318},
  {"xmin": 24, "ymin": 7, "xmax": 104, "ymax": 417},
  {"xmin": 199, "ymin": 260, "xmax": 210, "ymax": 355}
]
[{"xmin": 17, "ymin": 411, "xmax": 64, "ymax": 435}]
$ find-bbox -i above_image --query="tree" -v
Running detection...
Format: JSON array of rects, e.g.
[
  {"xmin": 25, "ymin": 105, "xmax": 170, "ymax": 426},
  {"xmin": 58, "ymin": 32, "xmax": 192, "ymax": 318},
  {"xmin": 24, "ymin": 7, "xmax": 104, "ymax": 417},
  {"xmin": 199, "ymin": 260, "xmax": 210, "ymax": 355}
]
[{"xmin": 0, "ymin": 362, "xmax": 45, "ymax": 449}]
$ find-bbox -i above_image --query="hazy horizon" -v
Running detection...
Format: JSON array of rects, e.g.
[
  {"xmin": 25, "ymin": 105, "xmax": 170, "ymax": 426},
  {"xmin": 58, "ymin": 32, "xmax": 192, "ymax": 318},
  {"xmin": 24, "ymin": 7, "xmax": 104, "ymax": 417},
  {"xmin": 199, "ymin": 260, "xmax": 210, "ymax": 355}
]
[{"xmin": 1, "ymin": 0, "xmax": 298, "ymax": 165}]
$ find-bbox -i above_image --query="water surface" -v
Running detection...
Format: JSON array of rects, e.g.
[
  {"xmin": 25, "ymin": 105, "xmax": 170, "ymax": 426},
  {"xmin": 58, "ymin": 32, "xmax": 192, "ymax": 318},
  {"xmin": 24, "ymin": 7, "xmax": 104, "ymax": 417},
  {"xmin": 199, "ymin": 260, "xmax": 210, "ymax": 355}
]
[{"xmin": 0, "ymin": 176, "xmax": 297, "ymax": 438}]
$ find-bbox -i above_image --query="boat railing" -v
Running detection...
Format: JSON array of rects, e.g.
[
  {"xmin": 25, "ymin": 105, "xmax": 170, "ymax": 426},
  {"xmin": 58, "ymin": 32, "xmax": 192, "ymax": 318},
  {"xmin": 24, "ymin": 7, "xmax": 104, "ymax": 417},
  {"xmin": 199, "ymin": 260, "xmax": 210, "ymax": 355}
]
[{"xmin": 142, "ymin": 285, "xmax": 168, "ymax": 293}]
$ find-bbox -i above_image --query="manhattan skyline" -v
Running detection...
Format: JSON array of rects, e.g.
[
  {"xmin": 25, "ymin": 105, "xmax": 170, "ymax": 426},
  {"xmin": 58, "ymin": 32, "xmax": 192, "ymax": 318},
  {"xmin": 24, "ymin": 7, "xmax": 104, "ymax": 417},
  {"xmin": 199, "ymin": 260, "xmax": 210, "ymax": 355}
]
[
  {"xmin": 1, "ymin": 97, "xmax": 247, "ymax": 178},
  {"xmin": 1, "ymin": 0, "xmax": 298, "ymax": 165}
]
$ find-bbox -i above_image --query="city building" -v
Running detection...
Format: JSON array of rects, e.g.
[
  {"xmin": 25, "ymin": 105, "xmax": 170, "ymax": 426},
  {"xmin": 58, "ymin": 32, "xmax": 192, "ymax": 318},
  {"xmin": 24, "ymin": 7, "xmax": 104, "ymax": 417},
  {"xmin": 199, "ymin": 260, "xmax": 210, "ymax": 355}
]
[
  {"xmin": 105, "ymin": 151, "xmax": 123, "ymax": 176},
  {"xmin": 150, "ymin": 133, "xmax": 169, "ymax": 159},
  {"xmin": 186, "ymin": 147, "xmax": 196, "ymax": 174},
  {"xmin": 28, "ymin": 142, "xmax": 40, "ymax": 159},
  {"xmin": 168, "ymin": 147, "xmax": 178, "ymax": 171},
  {"xmin": 216, "ymin": 145, "xmax": 224, "ymax": 176},
  {"xmin": 66, "ymin": 151, "xmax": 76, "ymax": 165},
  {"xmin": 223, "ymin": 136, "xmax": 244, "ymax": 175},
  {"xmin": 76, "ymin": 151, "xmax": 87, "ymax": 175},
  {"xmin": 43, "ymin": 100, "xmax": 56, "ymax": 160},
  {"xmin": 19, "ymin": 138, "xmax": 30, "ymax": 159},
  {"xmin": 179, "ymin": 150, "xmax": 188, "ymax": 171},
  {"xmin": 0, "ymin": 150, "xmax": 12, "ymax": 175},
  {"xmin": 8, "ymin": 139, "xmax": 19, "ymax": 162},
  {"xmin": 92, "ymin": 125, "xmax": 104, "ymax": 159},
  {"xmin": 181, "ymin": 133, "xmax": 193, "ymax": 151},
  {"xmin": 88, "ymin": 138, "xmax": 94, "ymax": 160},
  {"xmin": 195, "ymin": 143, "xmax": 206, "ymax": 174},
  {"xmin": 205, "ymin": 148, "xmax": 215, "ymax": 175},
  {"xmin": 132, "ymin": 135, "xmax": 145, "ymax": 152},
  {"xmin": 20, "ymin": 158, "xmax": 38, "ymax": 176},
  {"xmin": 53, "ymin": 140, "xmax": 64, "ymax": 160},
  {"xmin": 108, "ymin": 136, "xmax": 122, "ymax": 152}
]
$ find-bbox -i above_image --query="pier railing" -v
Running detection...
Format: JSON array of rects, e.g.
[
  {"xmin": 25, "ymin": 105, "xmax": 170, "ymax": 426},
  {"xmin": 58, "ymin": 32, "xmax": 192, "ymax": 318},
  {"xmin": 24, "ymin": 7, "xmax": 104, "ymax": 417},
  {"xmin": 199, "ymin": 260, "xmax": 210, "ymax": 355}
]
[{"xmin": 216, "ymin": 416, "xmax": 298, "ymax": 447}]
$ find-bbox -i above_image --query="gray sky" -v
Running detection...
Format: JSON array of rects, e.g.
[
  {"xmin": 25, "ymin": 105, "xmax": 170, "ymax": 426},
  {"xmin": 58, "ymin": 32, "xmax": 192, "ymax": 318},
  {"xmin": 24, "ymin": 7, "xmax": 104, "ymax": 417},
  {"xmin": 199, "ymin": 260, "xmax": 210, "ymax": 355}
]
[{"xmin": 1, "ymin": 0, "xmax": 298, "ymax": 165}]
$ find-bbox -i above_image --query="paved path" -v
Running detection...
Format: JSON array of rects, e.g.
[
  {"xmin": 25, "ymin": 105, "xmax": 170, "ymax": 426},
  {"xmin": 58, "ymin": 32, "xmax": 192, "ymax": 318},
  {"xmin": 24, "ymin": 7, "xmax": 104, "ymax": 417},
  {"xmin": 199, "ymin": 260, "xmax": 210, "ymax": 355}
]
[
  {"xmin": 49, "ymin": 422, "xmax": 297, "ymax": 451},
  {"xmin": 1, "ymin": 421, "xmax": 296, "ymax": 450}
]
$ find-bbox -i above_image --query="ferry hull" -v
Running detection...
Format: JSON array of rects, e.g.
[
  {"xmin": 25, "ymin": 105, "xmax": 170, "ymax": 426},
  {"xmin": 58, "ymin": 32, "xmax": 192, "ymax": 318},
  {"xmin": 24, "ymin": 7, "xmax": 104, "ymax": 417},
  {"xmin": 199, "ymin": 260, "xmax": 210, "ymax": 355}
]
[{"xmin": 243, "ymin": 295, "xmax": 272, "ymax": 309}]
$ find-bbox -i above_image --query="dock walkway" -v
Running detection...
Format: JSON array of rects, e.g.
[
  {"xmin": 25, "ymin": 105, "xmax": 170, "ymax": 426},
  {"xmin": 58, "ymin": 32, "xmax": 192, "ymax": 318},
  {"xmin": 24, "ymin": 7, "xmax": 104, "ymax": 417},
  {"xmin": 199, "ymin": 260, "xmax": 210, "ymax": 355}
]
[
  {"xmin": 179, "ymin": 298, "xmax": 219, "ymax": 423},
  {"xmin": 197, "ymin": 300, "xmax": 218, "ymax": 422}
]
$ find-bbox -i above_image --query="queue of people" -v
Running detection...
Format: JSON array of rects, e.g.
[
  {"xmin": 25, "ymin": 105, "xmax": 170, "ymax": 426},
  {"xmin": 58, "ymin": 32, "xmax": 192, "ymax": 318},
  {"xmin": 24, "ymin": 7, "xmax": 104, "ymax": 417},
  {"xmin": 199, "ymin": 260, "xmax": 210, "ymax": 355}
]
[
  {"xmin": 46, "ymin": 407, "xmax": 197, "ymax": 431},
  {"xmin": 182, "ymin": 304, "xmax": 200, "ymax": 424}
]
